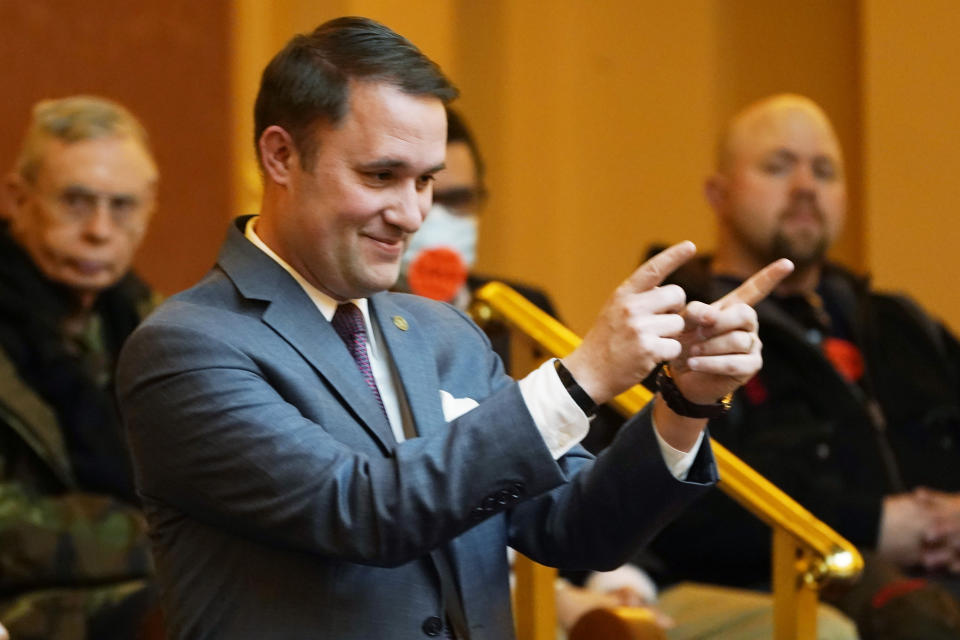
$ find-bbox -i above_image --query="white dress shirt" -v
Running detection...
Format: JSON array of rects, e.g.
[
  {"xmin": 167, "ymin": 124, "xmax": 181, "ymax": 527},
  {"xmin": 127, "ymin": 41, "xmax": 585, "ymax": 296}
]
[{"xmin": 244, "ymin": 217, "xmax": 701, "ymax": 479}]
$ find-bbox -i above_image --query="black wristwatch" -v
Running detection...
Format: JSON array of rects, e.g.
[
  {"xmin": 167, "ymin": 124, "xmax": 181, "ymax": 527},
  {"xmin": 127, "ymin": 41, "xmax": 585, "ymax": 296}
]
[
  {"xmin": 656, "ymin": 364, "xmax": 733, "ymax": 419},
  {"xmin": 554, "ymin": 359, "xmax": 597, "ymax": 417}
]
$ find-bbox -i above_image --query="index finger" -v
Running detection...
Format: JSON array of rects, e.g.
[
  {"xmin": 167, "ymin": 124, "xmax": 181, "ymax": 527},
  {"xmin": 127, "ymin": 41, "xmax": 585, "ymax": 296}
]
[
  {"xmin": 623, "ymin": 241, "xmax": 697, "ymax": 292},
  {"xmin": 714, "ymin": 258, "xmax": 794, "ymax": 308}
]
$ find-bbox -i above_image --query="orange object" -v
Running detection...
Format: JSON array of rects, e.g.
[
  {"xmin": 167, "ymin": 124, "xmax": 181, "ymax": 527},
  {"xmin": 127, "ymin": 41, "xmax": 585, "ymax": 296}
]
[
  {"xmin": 407, "ymin": 247, "xmax": 468, "ymax": 302},
  {"xmin": 823, "ymin": 337, "xmax": 864, "ymax": 383}
]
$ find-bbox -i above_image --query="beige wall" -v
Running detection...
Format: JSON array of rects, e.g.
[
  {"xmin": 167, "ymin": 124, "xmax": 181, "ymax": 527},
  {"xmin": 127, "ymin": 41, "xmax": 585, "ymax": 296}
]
[
  {"xmin": 224, "ymin": 0, "xmax": 960, "ymax": 335},
  {"xmin": 0, "ymin": 0, "xmax": 233, "ymax": 297},
  {"xmin": 452, "ymin": 1, "xmax": 862, "ymax": 333},
  {"xmin": 4, "ymin": 2, "xmax": 956, "ymax": 335},
  {"xmin": 862, "ymin": 0, "xmax": 960, "ymax": 333},
  {"xmin": 452, "ymin": 2, "xmax": 721, "ymax": 333}
]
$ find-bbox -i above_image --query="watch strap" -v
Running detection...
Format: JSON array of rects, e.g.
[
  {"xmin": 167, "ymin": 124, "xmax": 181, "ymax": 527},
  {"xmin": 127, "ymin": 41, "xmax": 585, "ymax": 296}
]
[
  {"xmin": 656, "ymin": 364, "xmax": 732, "ymax": 419},
  {"xmin": 553, "ymin": 359, "xmax": 597, "ymax": 416}
]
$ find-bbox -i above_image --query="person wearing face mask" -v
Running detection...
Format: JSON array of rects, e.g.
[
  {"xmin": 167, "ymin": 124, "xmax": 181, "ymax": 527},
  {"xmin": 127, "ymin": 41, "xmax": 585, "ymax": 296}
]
[
  {"xmin": 396, "ymin": 107, "xmax": 557, "ymax": 369},
  {"xmin": 400, "ymin": 202, "xmax": 479, "ymax": 307}
]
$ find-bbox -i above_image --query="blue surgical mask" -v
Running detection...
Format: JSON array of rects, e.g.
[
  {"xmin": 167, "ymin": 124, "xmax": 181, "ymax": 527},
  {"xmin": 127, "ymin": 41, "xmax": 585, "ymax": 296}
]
[{"xmin": 402, "ymin": 204, "xmax": 478, "ymax": 273}]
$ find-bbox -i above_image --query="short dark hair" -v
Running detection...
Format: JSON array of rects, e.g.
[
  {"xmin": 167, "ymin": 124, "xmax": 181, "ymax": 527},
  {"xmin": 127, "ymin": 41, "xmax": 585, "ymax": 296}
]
[
  {"xmin": 254, "ymin": 16, "xmax": 458, "ymax": 169},
  {"xmin": 445, "ymin": 107, "xmax": 485, "ymax": 187}
]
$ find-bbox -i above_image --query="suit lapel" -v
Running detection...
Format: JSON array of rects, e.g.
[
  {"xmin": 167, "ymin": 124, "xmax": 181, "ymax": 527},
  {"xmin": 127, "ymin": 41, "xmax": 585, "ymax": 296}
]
[
  {"xmin": 369, "ymin": 293, "xmax": 446, "ymax": 438},
  {"xmin": 217, "ymin": 218, "xmax": 397, "ymax": 454},
  {"xmin": 261, "ymin": 302, "xmax": 398, "ymax": 453}
]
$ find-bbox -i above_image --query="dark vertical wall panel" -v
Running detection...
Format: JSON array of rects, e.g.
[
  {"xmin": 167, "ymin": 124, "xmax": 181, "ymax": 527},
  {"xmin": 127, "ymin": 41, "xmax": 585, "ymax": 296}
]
[{"xmin": 0, "ymin": 0, "xmax": 232, "ymax": 296}]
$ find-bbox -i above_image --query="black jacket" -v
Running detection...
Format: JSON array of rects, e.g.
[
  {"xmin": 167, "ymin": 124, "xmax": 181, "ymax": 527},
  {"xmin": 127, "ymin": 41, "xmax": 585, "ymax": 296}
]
[
  {"xmin": 646, "ymin": 256, "xmax": 960, "ymax": 589},
  {"xmin": 0, "ymin": 223, "xmax": 158, "ymax": 636}
]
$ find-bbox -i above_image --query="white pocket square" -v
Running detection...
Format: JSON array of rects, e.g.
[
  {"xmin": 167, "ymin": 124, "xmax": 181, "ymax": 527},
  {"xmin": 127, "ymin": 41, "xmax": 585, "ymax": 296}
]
[{"xmin": 439, "ymin": 390, "xmax": 479, "ymax": 421}]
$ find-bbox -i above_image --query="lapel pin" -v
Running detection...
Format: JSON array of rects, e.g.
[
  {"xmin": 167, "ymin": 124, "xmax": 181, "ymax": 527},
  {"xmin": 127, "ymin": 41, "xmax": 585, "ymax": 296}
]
[{"xmin": 392, "ymin": 315, "xmax": 409, "ymax": 331}]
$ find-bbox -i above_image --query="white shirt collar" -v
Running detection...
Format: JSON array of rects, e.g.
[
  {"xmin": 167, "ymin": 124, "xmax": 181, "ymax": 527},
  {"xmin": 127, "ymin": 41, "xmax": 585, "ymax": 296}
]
[{"xmin": 242, "ymin": 216, "xmax": 373, "ymax": 330}]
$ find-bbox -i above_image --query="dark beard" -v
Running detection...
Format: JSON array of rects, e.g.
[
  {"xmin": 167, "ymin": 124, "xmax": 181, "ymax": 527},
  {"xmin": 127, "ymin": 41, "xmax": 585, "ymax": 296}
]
[
  {"xmin": 770, "ymin": 229, "xmax": 828, "ymax": 271},
  {"xmin": 767, "ymin": 197, "xmax": 829, "ymax": 270}
]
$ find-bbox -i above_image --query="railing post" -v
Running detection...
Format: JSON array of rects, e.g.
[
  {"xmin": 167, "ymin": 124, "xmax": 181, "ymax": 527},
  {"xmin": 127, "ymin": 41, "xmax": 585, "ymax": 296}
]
[
  {"xmin": 514, "ymin": 554, "xmax": 558, "ymax": 640},
  {"xmin": 772, "ymin": 527, "xmax": 819, "ymax": 640},
  {"xmin": 503, "ymin": 317, "xmax": 557, "ymax": 640}
]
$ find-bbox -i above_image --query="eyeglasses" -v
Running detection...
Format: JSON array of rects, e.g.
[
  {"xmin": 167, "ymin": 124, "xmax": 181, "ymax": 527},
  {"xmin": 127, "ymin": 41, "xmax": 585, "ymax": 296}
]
[
  {"xmin": 35, "ymin": 184, "xmax": 153, "ymax": 229},
  {"xmin": 432, "ymin": 186, "xmax": 487, "ymax": 215}
]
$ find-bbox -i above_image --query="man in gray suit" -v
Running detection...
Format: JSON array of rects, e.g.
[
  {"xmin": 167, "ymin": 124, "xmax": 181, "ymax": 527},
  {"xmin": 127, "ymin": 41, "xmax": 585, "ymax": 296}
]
[{"xmin": 116, "ymin": 17, "xmax": 790, "ymax": 639}]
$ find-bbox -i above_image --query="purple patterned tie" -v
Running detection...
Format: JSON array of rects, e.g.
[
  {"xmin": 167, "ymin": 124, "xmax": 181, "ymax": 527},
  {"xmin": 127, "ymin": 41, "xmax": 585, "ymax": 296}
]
[{"xmin": 331, "ymin": 302, "xmax": 388, "ymax": 419}]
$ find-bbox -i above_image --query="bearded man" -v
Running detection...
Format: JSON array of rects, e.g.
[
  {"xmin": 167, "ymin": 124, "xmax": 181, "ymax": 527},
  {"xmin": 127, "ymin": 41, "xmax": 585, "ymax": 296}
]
[{"xmin": 646, "ymin": 94, "xmax": 960, "ymax": 639}]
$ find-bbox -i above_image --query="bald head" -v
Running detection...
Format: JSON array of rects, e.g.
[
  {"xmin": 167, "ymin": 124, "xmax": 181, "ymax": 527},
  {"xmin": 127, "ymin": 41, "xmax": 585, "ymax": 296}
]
[
  {"xmin": 717, "ymin": 94, "xmax": 843, "ymax": 174},
  {"xmin": 706, "ymin": 94, "xmax": 847, "ymax": 292}
]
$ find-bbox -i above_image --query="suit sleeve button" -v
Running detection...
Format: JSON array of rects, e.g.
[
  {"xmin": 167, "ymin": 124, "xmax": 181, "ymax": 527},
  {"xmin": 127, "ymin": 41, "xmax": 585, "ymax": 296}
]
[{"xmin": 422, "ymin": 615, "xmax": 444, "ymax": 636}]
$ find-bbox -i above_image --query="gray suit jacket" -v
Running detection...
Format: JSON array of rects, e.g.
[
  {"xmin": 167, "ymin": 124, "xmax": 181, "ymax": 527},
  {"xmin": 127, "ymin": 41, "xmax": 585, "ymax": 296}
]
[{"xmin": 117, "ymin": 217, "xmax": 717, "ymax": 639}]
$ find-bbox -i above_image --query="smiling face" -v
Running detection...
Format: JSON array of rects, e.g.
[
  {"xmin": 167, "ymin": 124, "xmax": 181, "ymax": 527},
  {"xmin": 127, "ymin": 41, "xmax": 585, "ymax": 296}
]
[
  {"xmin": 258, "ymin": 81, "xmax": 447, "ymax": 300},
  {"xmin": 709, "ymin": 97, "xmax": 846, "ymax": 277},
  {"xmin": 8, "ymin": 134, "xmax": 157, "ymax": 307}
]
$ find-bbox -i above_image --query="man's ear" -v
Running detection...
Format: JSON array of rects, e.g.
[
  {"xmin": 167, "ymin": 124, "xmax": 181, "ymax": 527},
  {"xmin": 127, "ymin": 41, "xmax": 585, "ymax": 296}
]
[
  {"xmin": 1, "ymin": 173, "xmax": 29, "ymax": 223},
  {"xmin": 703, "ymin": 173, "xmax": 728, "ymax": 213},
  {"xmin": 258, "ymin": 126, "xmax": 298, "ymax": 185}
]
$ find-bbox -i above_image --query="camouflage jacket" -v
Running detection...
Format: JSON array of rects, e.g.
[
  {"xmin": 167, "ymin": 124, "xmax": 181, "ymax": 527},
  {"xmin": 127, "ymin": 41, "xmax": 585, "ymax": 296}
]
[{"xmin": 0, "ymin": 226, "xmax": 159, "ymax": 639}]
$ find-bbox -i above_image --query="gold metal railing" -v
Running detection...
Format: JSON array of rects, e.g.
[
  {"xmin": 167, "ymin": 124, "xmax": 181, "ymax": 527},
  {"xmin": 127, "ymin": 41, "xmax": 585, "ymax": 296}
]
[{"xmin": 470, "ymin": 281, "xmax": 863, "ymax": 640}]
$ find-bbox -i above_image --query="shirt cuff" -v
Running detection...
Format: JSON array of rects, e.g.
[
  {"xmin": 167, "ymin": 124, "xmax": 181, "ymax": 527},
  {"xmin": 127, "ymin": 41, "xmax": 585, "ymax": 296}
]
[
  {"xmin": 518, "ymin": 358, "xmax": 590, "ymax": 459},
  {"xmin": 652, "ymin": 414, "xmax": 704, "ymax": 480}
]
